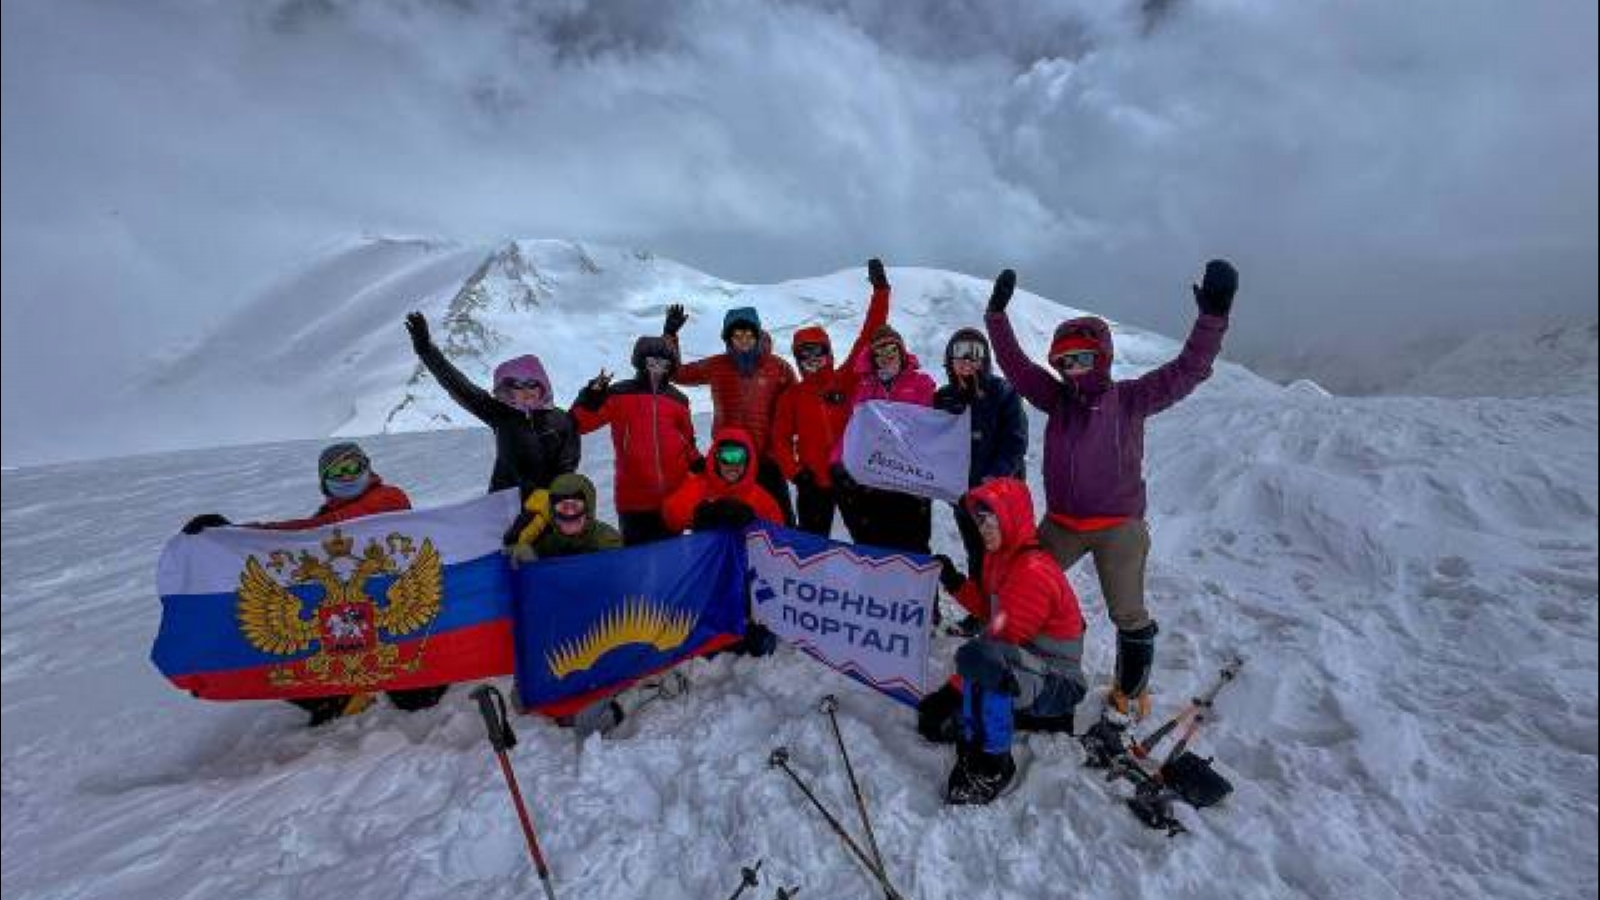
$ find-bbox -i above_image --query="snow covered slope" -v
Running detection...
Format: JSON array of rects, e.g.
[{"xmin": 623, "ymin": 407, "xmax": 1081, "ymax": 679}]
[
  {"xmin": 138, "ymin": 236, "xmax": 1275, "ymax": 454},
  {"xmin": 3, "ymin": 378, "xmax": 1595, "ymax": 899},
  {"xmin": 1401, "ymin": 321, "xmax": 1598, "ymax": 399}
]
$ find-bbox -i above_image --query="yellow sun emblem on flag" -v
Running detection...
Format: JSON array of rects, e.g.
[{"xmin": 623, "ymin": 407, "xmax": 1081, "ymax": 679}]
[{"xmin": 545, "ymin": 595, "xmax": 696, "ymax": 679}]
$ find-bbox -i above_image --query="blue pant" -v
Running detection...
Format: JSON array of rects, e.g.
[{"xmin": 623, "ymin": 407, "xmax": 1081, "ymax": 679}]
[{"xmin": 956, "ymin": 638, "xmax": 1084, "ymax": 753}]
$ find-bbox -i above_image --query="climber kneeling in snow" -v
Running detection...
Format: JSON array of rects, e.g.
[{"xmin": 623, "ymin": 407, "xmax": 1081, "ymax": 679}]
[
  {"xmin": 662, "ymin": 428, "xmax": 784, "ymax": 534},
  {"xmin": 180, "ymin": 442, "xmax": 451, "ymax": 727},
  {"xmin": 921, "ymin": 477, "xmax": 1086, "ymax": 805},
  {"xmin": 505, "ymin": 472, "xmax": 623, "ymax": 563},
  {"xmin": 984, "ymin": 261, "xmax": 1237, "ymax": 722}
]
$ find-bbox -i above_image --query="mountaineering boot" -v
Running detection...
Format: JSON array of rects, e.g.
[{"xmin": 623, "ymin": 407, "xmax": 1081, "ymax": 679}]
[
  {"xmin": 916, "ymin": 682, "xmax": 963, "ymax": 744},
  {"xmin": 1109, "ymin": 622, "xmax": 1159, "ymax": 721},
  {"xmin": 945, "ymin": 742, "xmax": 1017, "ymax": 805},
  {"xmin": 296, "ymin": 692, "xmax": 376, "ymax": 728},
  {"xmin": 1014, "ymin": 709, "xmax": 1075, "ymax": 735}
]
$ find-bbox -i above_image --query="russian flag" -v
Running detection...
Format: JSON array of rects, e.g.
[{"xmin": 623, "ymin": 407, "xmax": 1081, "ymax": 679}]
[{"xmin": 152, "ymin": 491, "xmax": 520, "ymax": 700}]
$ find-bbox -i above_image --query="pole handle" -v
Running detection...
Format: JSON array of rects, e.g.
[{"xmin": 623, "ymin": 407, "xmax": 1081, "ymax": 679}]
[{"xmin": 472, "ymin": 684, "xmax": 516, "ymax": 752}]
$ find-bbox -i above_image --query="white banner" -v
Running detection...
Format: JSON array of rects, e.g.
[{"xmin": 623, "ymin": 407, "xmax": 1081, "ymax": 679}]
[
  {"xmin": 746, "ymin": 524, "xmax": 936, "ymax": 706},
  {"xmin": 840, "ymin": 400, "xmax": 970, "ymax": 502}
]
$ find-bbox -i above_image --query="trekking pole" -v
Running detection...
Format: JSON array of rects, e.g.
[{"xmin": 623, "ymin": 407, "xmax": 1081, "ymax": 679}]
[
  {"xmin": 818, "ymin": 695, "xmax": 887, "ymax": 878},
  {"xmin": 472, "ymin": 685, "xmax": 558, "ymax": 900},
  {"xmin": 726, "ymin": 859, "xmax": 762, "ymax": 900},
  {"xmin": 768, "ymin": 748, "xmax": 907, "ymax": 900},
  {"xmin": 1129, "ymin": 656, "xmax": 1243, "ymax": 761}
]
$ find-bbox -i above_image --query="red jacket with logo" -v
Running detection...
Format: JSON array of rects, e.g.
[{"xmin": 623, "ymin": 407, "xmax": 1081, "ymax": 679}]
[
  {"xmin": 769, "ymin": 285, "xmax": 891, "ymax": 489},
  {"xmin": 257, "ymin": 477, "xmax": 412, "ymax": 530},
  {"xmin": 572, "ymin": 377, "xmax": 699, "ymax": 514},
  {"xmin": 952, "ymin": 478, "xmax": 1084, "ymax": 646}
]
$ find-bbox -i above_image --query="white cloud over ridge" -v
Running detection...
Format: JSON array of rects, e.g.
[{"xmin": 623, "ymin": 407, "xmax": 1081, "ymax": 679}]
[{"xmin": 2, "ymin": 0, "xmax": 1595, "ymax": 463}]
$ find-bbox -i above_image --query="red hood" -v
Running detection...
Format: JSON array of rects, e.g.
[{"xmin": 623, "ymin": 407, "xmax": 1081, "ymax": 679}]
[
  {"xmin": 963, "ymin": 477, "xmax": 1039, "ymax": 552},
  {"xmin": 708, "ymin": 426, "xmax": 761, "ymax": 493},
  {"xmin": 1051, "ymin": 316, "xmax": 1114, "ymax": 373},
  {"xmin": 792, "ymin": 325, "xmax": 835, "ymax": 383}
]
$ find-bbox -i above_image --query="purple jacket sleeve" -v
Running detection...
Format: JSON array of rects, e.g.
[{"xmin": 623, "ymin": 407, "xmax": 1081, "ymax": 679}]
[
  {"xmin": 984, "ymin": 311, "xmax": 1059, "ymax": 414},
  {"xmin": 1120, "ymin": 313, "xmax": 1229, "ymax": 418}
]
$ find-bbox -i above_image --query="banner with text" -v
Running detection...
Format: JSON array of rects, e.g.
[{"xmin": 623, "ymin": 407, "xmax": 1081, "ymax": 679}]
[
  {"xmin": 839, "ymin": 400, "xmax": 970, "ymax": 502},
  {"xmin": 746, "ymin": 523, "xmax": 937, "ymax": 706}
]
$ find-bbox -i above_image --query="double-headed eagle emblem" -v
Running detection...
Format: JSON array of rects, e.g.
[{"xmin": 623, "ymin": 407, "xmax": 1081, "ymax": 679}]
[{"xmin": 236, "ymin": 529, "xmax": 443, "ymax": 688}]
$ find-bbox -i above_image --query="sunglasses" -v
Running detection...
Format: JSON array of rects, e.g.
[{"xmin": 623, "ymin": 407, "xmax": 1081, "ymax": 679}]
[
  {"xmin": 796, "ymin": 343, "xmax": 831, "ymax": 362},
  {"xmin": 950, "ymin": 340, "xmax": 987, "ymax": 363},
  {"xmin": 321, "ymin": 457, "xmax": 368, "ymax": 481},
  {"xmin": 500, "ymin": 378, "xmax": 546, "ymax": 393},
  {"xmin": 643, "ymin": 357, "xmax": 672, "ymax": 373},
  {"xmin": 1050, "ymin": 350, "xmax": 1098, "ymax": 370},
  {"xmin": 973, "ymin": 507, "xmax": 1000, "ymax": 529},
  {"xmin": 872, "ymin": 343, "xmax": 901, "ymax": 359},
  {"xmin": 714, "ymin": 443, "xmax": 750, "ymax": 466},
  {"xmin": 551, "ymin": 495, "xmax": 587, "ymax": 519}
]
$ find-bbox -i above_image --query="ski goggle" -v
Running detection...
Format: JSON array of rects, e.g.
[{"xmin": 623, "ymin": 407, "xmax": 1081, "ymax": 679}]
[
  {"xmin": 1050, "ymin": 349, "xmax": 1098, "ymax": 371},
  {"xmin": 643, "ymin": 357, "xmax": 672, "ymax": 374},
  {"xmin": 795, "ymin": 343, "xmax": 831, "ymax": 362},
  {"xmin": 551, "ymin": 495, "xmax": 587, "ymax": 520},
  {"xmin": 499, "ymin": 378, "xmax": 546, "ymax": 393},
  {"xmin": 972, "ymin": 506, "xmax": 1000, "ymax": 529},
  {"xmin": 320, "ymin": 455, "xmax": 369, "ymax": 481},
  {"xmin": 950, "ymin": 340, "xmax": 987, "ymax": 363},
  {"xmin": 714, "ymin": 443, "xmax": 750, "ymax": 467}
]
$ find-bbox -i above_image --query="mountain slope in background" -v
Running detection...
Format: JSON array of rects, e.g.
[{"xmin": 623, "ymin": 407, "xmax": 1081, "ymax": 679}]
[
  {"xmin": 1401, "ymin": 321, "xmax": 1599, "ymax": 398},
  {"xmin": 134, "ymin": 236, "xmax": 1276, "ymax": 456}
]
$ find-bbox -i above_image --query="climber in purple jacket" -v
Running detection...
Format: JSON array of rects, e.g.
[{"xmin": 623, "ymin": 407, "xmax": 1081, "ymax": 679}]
[{"xmin": 983, "ymin": 260, "xmax": 1238, "ymax": 722}]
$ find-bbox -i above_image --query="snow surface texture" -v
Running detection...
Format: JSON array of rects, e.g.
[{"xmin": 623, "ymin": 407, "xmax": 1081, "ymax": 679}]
[
  {"xmin": 4, "ymin": 245, "xmax": 1598, "ymax": 899},
  {"xmin": 136, "ymin": 237, "xmax": 1275, "ymax": 456}
]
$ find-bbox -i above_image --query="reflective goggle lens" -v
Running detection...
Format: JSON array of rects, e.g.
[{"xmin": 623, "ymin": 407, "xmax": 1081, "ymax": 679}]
[
  {"xmin": 1051, "ymin": 350, "xmax": 1098, "ymax": 370},
  {"xmin": 951, "ymin": 340, "xmax": 987, "ymax": 362},
  {"xmin": 715, "ymin": 443, "xmax": 750, "ymax": 466},
  {"xmin": 552, "ymin": 496, "xmax": 587, "ymax": 519},
  {"xmin": 796, "ymin": 343, "xmax": 830, "ymax": 361},
  {"xmin": 321, "ymin": 457, "xmax": 368, "ymax": 480}
]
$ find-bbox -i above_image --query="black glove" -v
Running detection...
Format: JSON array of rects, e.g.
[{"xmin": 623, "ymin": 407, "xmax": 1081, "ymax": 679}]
[
  {"xmin": 1192, "ymin": 259, "xmax": 1238, "ymax": 317},
  {"xmin": 867, "ymin": 258, "xmax": 889, "ymax": 290},
  {"xmin": 404, "ymin": 312, "xmax": 431, "ymax": 355},
  {"xmin": 793, "ymin": 468, "xmax": 816, "ymax": 490},
  {"xmin": 987, "ymin": 269, "xmax": 1016, "ymax": 314},
  {"xmin": 822, "ymin": 389, "xmax": 847, "ymax": 406},
  {"xmin": 693, "ymin": 497, "xmax": 756, "ymax": 531},
  {"xmin": 182, "ymin": 513, "xmax": 231, "ymax": 535},
  {"xmin": 933, "ymin": 553, "xmax": 966, "ymax": 593},
  {"xmin": 687, "ymin": 455, "xmax": 707, "ymax": 475},
  {"xmin": 933, "ymin": 391, "xmax": 968, "ymax": 415},
  {"xmin": 829, "ymin": 462, "xmax": 858, "ymax": 492},
  {"xmin": 664, "ymin": 303, "xmax": 689, "ymax": 336},
  {"xmin": 577, "ymin": 370, "xmax": 612, "ymax": 411},
  {"xmin": 917, "ymin": 682, "xmax": 963, "ymax": 744}
]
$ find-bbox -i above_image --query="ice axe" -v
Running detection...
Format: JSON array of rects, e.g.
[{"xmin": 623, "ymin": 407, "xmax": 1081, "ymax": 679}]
[{"xmin": 472, "ymin": 684, "xmax": 558, "ymax": 900}]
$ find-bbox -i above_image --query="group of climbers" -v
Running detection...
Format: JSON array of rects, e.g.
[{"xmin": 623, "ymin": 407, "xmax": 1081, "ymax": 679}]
[{"xmin": 177, "ymin": 252, "xmax": 1241, "ymax": 810}]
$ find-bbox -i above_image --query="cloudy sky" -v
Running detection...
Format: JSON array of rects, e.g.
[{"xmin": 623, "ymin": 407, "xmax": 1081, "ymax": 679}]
[{"xmin": 3, "ymin": 0, "xmax": 1595, "ymax": 464}]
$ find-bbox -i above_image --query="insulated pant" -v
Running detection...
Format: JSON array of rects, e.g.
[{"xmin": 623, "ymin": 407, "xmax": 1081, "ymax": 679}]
[
  {"xmin": 952, "ymin": 500, "xmax": 986, "ymax": 585},
  {"xmin": 619, "ymin": 510, "xmax": 673, "ymax": 546},
  {"xmin": 1036, "ymin": 518, "xmax": 1153, "ymax": 632},
  {"xmin": 838, "ymin": 487, "xmax": 930, "ymax": 554},
  {"xmin": 794, "ymin": 479, "xmax": 838, "ymax": 538},
  {"xmin": 756, "ymin": 457, "xmax": 797, "ymax": 527},
  {"xmin": 956, "ymin": 638, "xmax": 1086, "ymax": 753}
]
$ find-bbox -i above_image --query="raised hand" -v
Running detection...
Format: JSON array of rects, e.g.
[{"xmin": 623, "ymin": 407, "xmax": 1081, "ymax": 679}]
[
  {"xmin": 404, "ymin": 312, "xmax": 431, "ymax": 355},
  {"xmin": 664, "ymin": 303, "xmax": 689, "ymax": 336},
  {"xmin": 987, "ymin": 269, "xmax": 1016, "ymax": 314},
  {"xmin": 867, "ymin": 258, "xmax": 889, "ymax": 290},
  {"xmin": 1192, "ymin": 259, "xmax": 1238, "ymax": 317}
]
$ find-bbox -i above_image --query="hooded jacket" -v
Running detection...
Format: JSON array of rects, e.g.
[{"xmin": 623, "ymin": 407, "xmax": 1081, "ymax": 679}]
[
  {"xmin": 769, "ymin": 284, "xmax": 892, "ymax": 489},
  {"xmin": 415, "ymin": 343, "xmax": 581, "ymax": 497},
  {"xmin": 985, "ymin": 310, "xmax": 1227, "ymax": 519},
  {"xmin": 668, "ymin": 318, "xmax": 798, "ymax": 455},
  {"xmin": 571, "ymin": 336, "xmax": 700, "ymax": 514},
  {"xmin": 661, "ymin": 427, "xmax": 784, "ymax": 533},
  {"xmin": 951, "ymin": 478, "xmax": 1084, "ymax": 669},
  {"xmin": 932, "ymin": 328, "xmax": 1029, "ymax": 487},
  {"xmin": 524, "ymin": 472, "xmax": 623, "ymax": 558},
  {"xmin": 848, "ymin": 325, "xmax": 937, "ymax": 407},
  {"xmin": 257, "ymin": 475, "xmax": 411, "ymax": 531}
]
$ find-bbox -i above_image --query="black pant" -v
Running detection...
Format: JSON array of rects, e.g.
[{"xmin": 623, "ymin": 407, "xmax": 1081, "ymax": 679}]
[
  {"xmin": 289, "ymin": 684, "xmax": 449, "ymax": 724},
  {"xmin": 795, "ymin": 479, "xmax": 837, "ymax": 537},
  {"xmin": 953, "ymin": 500, "xmax": 986, "ymax": 585},
  {"xmin": 838, "ymin": 487, "xmax": 931, "ymax": 554},
  {"xmin": 756, "ymin": 457, "xmax": 796, "ymax": 527},
  {"xmin": 619, "ymin": 510, "xmax": 673, "ymax": 546}
]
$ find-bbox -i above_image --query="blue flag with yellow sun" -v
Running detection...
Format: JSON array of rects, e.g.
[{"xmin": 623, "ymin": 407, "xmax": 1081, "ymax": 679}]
[{"xmin": 512, "ymin": 530, "xmax": 747, "ymax": 716}]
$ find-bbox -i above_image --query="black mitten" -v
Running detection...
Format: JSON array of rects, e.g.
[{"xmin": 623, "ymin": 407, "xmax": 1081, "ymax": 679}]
[
  {"xmin": 182, "ymin": 513, "xmax": 231, "ymax": 535},
  {"xmin": 987, "ymin": 269, "xmax": 1017, "ymax": 314},
  {"xmin": 1192, "ymin": 259, "xmax": 1238, "ymax": 317}
]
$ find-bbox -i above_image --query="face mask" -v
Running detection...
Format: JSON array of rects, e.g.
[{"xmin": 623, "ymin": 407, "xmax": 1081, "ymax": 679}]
[{"xmin": 324, "ymin": 471, "xmax": 371, "ymax": 500}]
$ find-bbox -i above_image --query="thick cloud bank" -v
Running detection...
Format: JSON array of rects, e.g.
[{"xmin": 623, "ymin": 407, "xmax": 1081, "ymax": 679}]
[{"xmin": 3, "ymin": 0, "xmax": 1595, "ymax": 463}]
